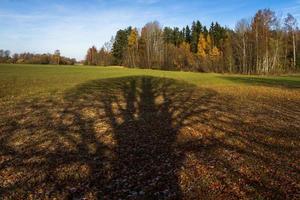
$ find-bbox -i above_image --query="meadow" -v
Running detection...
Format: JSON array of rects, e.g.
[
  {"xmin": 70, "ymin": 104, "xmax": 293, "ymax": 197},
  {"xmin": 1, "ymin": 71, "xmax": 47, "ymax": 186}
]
[{"xmin": 0, "ymin": 64, "xmax": 299, "ymax": 199}]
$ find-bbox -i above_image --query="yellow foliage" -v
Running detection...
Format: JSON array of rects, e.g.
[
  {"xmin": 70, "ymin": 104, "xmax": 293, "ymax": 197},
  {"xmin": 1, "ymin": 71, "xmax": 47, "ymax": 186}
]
[
  {"xmin": 206, "ymin": 34, "xmax": 212, "ymax": 52},
  {"xmin": 210, "ymin": 46, "xmax": 221, "ymax": 59},
  {"xmin": 128, "ymin": 28, "xmax": 138, "ymax": 48},
  {"xmin": 197, "ymin": 33, "xmax": 207, "ymax": 58},
  {"xmin": 180, "ymin": 42, "xmax": 190, "ymax": 52}
]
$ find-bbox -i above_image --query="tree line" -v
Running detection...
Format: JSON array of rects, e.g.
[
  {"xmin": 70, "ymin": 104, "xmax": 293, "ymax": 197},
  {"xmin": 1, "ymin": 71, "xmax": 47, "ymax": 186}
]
[
  {"xmin": 86, "ymin": 9, "xmax": 299, "ymax": 74},
  {"xmin": 0, "ymin": 50, "xmax": 77, "ymax": 65}
]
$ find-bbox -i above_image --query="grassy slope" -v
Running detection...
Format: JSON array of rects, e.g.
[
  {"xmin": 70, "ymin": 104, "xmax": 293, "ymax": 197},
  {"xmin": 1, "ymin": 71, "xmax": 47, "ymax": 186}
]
[{"xmin": 0, "ymin": 64, "xmax": 300, "ymax": 199}]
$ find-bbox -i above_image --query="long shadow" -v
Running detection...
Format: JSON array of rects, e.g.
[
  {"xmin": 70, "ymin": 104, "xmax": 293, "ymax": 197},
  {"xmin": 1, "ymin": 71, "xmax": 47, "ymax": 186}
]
[{"xmin": 220, "ymin": 76, "xmax": 300, "ymax": 89}]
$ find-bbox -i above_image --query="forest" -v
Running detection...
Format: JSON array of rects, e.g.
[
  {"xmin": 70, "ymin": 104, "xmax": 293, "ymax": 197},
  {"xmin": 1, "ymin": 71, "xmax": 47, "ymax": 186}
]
[{"xmin": 86, "ymin": 9, "xmax": 300, "ymax": 74}]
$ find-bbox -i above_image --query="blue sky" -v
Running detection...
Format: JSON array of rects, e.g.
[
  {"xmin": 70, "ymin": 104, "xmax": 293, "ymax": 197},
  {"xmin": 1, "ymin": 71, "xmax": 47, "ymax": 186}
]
[{"xmin": 0, "ymin": 0, "xmax": 299, "ymax": 60}]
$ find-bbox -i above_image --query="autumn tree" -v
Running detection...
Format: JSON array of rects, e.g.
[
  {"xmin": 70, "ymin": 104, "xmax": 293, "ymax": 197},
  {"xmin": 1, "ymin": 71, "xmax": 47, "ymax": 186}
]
[
  {"xmin": 197, "ymin": 33, "xmax": 207, "ymax": 59},
  {"xmin": 126, "ymin": 28, "xmax": 139, "ymax": 67},
  {"xmin": 197, "ymin": 33, "xmax": 210, "ymax": 71},
  {"xmin": 210, "ymin": 46, "xmax": 221, "ymax": 72},
  {"xmin": 206, "ymin": 35, "xmax": 212, "ymax": 54},
  {"xmin": 85, "ymin": 46, "xmax": 98, "ymax": 65}
]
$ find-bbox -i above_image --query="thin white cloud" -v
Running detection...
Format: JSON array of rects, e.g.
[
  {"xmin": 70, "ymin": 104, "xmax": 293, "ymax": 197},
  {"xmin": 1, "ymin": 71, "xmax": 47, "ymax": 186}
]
[{"xmin": 0, "ymin": 4, "xmax": 163, "ymax": 60}]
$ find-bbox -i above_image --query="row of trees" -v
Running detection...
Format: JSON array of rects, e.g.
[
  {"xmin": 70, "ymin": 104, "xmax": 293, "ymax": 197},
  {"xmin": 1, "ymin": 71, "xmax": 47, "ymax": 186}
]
[
  {"xmin": 0, "ymin": 50, "xmax": 77, "ymax": 65},
  {"xmin": 86, "ymin": 9, "xmax": 299, "ymax": 74},
  {"xmin": 84, "ymin": 46, "xmax": 113, "ymax": 66}
]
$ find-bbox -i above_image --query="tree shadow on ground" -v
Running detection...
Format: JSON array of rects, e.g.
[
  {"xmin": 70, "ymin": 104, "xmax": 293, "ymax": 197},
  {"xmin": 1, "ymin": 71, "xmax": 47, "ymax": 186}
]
[
  {"xmin": 63, "ymin": 76, "xmax": 216, "ymax": 199},
  {"xmin": 220, "ymin": 76, "xmax": 300, "ymax": 89},
  {"xmin": 0, "ymin": 76, "xmax": 299, "ymax": 199}
]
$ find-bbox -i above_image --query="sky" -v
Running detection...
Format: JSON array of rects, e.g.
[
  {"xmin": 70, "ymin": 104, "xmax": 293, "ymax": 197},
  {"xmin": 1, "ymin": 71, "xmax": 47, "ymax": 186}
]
[{"xmin": 0, "ymin": 0, "xmax": 299, "ymax": 60}]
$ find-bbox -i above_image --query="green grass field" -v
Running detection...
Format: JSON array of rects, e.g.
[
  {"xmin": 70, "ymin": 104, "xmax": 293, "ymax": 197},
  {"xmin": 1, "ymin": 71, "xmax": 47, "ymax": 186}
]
[
  {"xmin": 1, "ymin": 64, "xmax": 299, "ymax": 100},
  {"xmin": 0, "ymin": 64, "xmax": 300, "ymax": 199}
]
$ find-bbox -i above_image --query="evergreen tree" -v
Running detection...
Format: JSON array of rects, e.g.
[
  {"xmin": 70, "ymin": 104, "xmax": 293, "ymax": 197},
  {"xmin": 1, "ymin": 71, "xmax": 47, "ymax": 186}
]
[
  {"xmin": 191, "ymin": 21, "xmax": 203, "ymax": 53},
  {"xmin": 163, "ymin": 27, "xmax": 174, "ymax": 44},
  {"xmin": 173, "ymin": 27, "xmax": 182, "ymax": 46},
  {"xmin": 112, "ymin": 27, "xmax": 132, "ymax": 65},
  {"xmin": 185, "ymin": 25, "xmax": 192, "ymax": 43}
]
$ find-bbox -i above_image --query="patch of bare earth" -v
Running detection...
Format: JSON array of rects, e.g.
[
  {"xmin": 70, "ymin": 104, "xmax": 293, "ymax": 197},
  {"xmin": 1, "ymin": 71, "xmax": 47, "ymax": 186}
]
[{"xmin": 0, "ymin": 77, "xmax": 299, "ymax": 199}]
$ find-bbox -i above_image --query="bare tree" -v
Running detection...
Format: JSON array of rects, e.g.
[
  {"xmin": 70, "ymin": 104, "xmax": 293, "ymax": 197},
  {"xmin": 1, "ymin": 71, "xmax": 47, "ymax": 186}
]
[
  {"xmin": 285, "ymin": 13, "xmax": 298, "ymax": 69},
  {"xmin": 140, "ymin": 21, "xmax": 164, "ymax": 68},
  {"xmin": 235, "ymin": 19, "xmax": 250, "ymax": 73}
]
